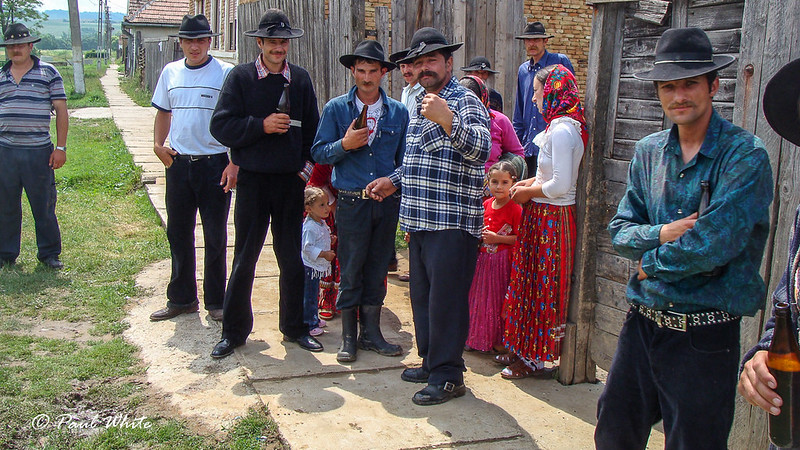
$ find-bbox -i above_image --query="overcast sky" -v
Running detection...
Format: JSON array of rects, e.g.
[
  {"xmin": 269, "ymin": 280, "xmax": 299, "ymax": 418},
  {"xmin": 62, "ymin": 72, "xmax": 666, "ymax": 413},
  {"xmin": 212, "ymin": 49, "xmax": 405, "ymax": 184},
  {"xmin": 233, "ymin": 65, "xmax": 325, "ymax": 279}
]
[{"xmin": 41, "ymin": 0, "xmax": 128, "ymax": 14}]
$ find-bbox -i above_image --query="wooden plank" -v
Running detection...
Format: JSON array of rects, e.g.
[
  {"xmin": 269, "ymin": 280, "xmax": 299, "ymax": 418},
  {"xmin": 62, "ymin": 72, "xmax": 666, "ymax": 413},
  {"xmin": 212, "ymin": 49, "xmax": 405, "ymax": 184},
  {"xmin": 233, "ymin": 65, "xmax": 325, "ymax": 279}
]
[
  {"xmin": 375, "ymin": 6, "xmax": 390, "ymax": 92},
  {"xmin": 596, "ymin": 276, "xmax": 630, "ymax": 311},
  {"xmin": 596, "ymin": 251, "xmax": 631, "ymax": 285},
  {"xmin": 623, "ymin": 16, "xmax": 670, "ymax": 39},
  {"xmin": 484, "ymin": 0, "xmax": 496, "ymax": 66},
  {"xmin": 691, "ymin": 0, "xmax": 743, "ymax": 6},
  {"xmin": 611, "ymin": 138, "xmax": 638, "ymax": 161},
  {"xmin": 687, "ymin": 2, "xmax": 745, "ymax": 31},
  {"xmin": 464, "ymin": 0, "xmax": 476, "ymax": 60},
  {"xmin": 594, "ymin": 303, "xmax": 627, "ymax": 335},
  {"xmin": 633, "ymin": 0, "xmax": 670, "ymax": 26},
  {"xmin": 672, "ymin": 0, "xmax": 690, "ymax": 28},
  {"xmin": 559, "ymin": 322, "xmax": 577, "ymax": 384},
  {"xmin": 474, "ymin": 0, "xmax": 487, "ymax": 58},
  {"xmin": 596, "ymin": 231, "xmax": 616, "ymax": 255},
  {"xmin": 603, "ymin": 159, "xmax": 630, "ymax": 184},
  {"xmin": 391, "ymin": 0, "xmax": 407, "ymax": 100},
  {"xmin": 614, "ymin": 118, "xmax": 663, "ymax": 141},
  {"xmin": 605, "ymin": 180, "xmax": 628, "ymax": 209},
  {"xmin": 618, "ymin": 76, "xmax": 658, "ymax": 100},
  {"xmin": 590, "ymin": 327, "xmax": 620, "ymax": 371},
  {"xmin": 451, "ymin": 0, "xmax": 466, "ymax": 81},
  {"xmin": 494, "ymin": 0, "xmax": 525, "ymax": 117},
  {"xmin": 616, "ymin": 98, "xmax": 663, "ymax": 120}
]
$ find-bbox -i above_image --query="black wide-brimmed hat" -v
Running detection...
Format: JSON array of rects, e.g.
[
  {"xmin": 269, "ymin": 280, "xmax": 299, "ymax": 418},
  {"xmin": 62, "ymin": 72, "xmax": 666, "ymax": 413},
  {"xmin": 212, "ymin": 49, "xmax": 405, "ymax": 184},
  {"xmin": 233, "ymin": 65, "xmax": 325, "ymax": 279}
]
[
  {"xmin": 244, "ymin": 9, "xmax": 304, "ymax": 39},
  {"xmin": 461, "ymin": 56, "xmax": 499, "ymax": 74},
  {"xmin": 170, "ymin": 14, "xmax": 219, "ymax": 39},
  {"xmin": 634, "ymin": 27, "xmax": 735, "ymax": 82},
  {"xmin": 396, "ymin": 27, "xmax": 462, "ymax": 64},
  {"xmin": 763, "ymin": 58, "xmax": 800, "ymax": 147},
  {"xmin": 389, "ymin": 48, "xmax": 409, "ymax": 64},
  {"xmin": 1, "ymin": 23, "xmax": 40, "ymax": 46},
  {"xmin": 340, "ymin": 40, "xmax": 396, "ymax": 70},
  {"xmin": 515, "ymin": 22, "xmax": 553, "ymax": 40}
]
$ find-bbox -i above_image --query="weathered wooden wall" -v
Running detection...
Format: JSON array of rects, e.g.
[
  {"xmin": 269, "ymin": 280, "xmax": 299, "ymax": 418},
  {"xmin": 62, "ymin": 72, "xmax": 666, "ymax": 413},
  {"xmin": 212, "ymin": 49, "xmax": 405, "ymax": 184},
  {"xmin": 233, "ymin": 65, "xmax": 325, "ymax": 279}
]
[
  {"xmin": 142, "ymin": 38, "xmax": 184, "ymax": 92},
  {"xmin": 389, "ymin": 0, "xmax": 525, "ymax": 115},
  {"xmin": 583, "ymin": 0, "xmax": 800, "ymax": 446}
]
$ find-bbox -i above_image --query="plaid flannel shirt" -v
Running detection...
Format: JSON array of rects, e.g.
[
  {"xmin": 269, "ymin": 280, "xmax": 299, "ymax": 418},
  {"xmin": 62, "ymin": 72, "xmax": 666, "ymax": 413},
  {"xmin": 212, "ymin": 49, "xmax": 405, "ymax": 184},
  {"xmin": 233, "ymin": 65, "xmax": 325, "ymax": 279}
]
[{"xmin": 399, "ymin": 76, "xmax": 490, "ymax": 238}]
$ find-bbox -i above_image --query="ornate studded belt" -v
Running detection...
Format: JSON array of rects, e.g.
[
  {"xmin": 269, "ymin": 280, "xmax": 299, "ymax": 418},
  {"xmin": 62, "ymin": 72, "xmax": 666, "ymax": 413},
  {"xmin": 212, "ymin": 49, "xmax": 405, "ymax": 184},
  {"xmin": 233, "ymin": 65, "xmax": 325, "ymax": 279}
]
[{"xmin": 633, "ymin": 304, "xmax": 740, "ymax": 332}]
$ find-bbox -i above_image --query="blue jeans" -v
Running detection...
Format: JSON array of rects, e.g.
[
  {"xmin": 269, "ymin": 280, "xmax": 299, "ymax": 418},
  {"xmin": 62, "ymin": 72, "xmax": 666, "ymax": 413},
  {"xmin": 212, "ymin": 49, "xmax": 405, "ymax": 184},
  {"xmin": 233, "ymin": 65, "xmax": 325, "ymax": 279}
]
[
  {"xmin": 0, "ymin": 145, "xmax": 61, "ymax": 262},
  {"xmin": 334, "ymin": 193, "xmax": 399, "ymax": 310},
  {"xmin": 303, "ymin": 266, "xmax": 320, "ymax": 330},
  {"xmin": 165, "ymin": 153, "xmax": 231, "ymax": 310},
  {"xmin": 408, "ymin": 230, "xmax": 479, "ymax": 386},
  {"xmin": 595, "ymin": 308, "xmax": 741, "ymax": 449}
]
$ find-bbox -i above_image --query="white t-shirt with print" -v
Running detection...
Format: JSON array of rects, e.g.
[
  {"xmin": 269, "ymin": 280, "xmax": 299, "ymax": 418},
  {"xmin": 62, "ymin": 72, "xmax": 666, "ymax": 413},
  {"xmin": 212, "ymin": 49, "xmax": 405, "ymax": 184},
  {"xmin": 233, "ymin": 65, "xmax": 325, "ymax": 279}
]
[{"xmin": 354, "ymin": 95, "xmax": 383, "ymax": 146}]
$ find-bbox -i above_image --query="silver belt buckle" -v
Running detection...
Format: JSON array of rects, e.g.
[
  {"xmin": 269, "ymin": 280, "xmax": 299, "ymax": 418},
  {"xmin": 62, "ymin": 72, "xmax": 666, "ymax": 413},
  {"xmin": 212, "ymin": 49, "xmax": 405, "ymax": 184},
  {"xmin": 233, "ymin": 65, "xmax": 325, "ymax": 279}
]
[
  {"xmin": 189, "ymin": 155, "xmax": 202, "ymax": 162},
  {"xmin": 662, "ymin": 311, "xmax": 687, "ymax": 332}
]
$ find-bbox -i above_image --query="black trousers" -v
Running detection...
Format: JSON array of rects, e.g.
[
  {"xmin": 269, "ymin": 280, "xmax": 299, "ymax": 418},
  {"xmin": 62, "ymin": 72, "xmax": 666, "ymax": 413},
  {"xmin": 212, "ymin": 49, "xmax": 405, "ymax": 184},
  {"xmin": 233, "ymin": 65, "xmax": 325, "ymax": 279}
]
[
  {"xmin": 408, "ymin": 229, "xmax": 479, "ymax": 386},
  {"xmin": 595, "ymin": 308, "xmax": 741, "ymax": 450},
  {"xmin": 165, "ymin": 153, "xmax": 231, "ymax": 310},
  {"xmin": 222, "ymin": 169, "xmax": 307, "ymax": 344}
]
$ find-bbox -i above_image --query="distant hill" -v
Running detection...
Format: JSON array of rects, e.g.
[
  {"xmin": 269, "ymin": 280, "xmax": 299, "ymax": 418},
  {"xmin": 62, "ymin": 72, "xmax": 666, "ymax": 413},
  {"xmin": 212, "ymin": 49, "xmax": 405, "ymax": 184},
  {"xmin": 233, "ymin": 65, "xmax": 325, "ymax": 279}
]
[{"xmin": 44, "ymin": 9, "xmax": 126, "ymax": 22}]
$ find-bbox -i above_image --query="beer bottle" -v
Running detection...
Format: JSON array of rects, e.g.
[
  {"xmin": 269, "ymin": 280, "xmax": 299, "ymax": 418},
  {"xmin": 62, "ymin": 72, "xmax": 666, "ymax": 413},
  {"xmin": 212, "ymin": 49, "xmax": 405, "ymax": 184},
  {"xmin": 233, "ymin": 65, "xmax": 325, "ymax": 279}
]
[
  {"xmin": 767, "ymin": 302, "xmax": 800, "ymax": 448},
  {"xmin": 277, "ymin": 83, "xmax": 290, "ymax": 114},
  {"xmin": 354, "ymin": 104, "xmax": 368, "ymax": 130}
]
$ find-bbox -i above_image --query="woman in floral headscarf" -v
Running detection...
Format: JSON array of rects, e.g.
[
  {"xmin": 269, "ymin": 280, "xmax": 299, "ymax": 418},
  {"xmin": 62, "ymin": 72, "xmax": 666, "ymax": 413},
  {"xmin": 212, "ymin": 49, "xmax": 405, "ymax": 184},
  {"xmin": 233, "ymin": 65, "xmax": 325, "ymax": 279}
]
[{"xmin": 496, "ymin": 64, "xmax": 587, "ymax": 379}]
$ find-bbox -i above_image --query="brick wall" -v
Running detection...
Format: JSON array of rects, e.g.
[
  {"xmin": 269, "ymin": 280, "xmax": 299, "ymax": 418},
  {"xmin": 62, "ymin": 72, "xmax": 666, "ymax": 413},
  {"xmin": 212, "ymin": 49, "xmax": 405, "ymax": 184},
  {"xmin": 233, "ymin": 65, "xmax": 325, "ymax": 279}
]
[{"xmin": 524, "ymin": 0, "xmax": 593, "ymax": 92}]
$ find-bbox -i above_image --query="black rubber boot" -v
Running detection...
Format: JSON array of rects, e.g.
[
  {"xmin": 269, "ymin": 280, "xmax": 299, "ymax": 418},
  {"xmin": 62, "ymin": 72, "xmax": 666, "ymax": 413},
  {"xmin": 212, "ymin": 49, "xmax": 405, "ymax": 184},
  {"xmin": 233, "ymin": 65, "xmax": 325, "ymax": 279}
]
[
  {"xmin": 358, "ymin": 305, "xmax": 402, "ymax": 356},
  {"xmin": 337, "ymin": 308, "xmax": 358, "ymax": 362}
]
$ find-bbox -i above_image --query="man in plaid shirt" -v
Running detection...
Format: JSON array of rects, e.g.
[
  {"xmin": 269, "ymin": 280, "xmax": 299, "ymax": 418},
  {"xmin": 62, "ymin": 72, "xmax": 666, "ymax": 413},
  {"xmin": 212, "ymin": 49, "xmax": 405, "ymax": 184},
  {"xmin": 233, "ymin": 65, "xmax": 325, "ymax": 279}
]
[{"xmin": 368, "ymin": 27, "xmax": 490, "ymax": 405}]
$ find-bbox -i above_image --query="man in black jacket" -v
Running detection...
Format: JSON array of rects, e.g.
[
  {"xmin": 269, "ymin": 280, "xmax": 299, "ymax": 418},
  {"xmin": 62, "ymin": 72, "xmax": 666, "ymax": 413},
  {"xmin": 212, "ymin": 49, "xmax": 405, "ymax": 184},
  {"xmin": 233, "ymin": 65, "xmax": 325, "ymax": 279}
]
[{"xmin": 209, "ymin": 9, "xmax": 321, "ymax": 358}]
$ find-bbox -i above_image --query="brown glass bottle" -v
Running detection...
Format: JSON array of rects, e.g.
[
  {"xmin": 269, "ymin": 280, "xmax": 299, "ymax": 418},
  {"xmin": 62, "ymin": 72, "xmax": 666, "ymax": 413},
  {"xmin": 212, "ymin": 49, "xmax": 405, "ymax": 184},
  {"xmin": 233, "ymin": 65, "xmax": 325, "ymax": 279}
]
[
  {"xmin": 354, "ymin": 104, "xmax": 368, "ymax": 130},
  {"xmin": 768, "ymin": 302, "xmax": 800, "ymax": 448},
  {"xmin": 276, "ymin": 83, "xmax": 290, "ymax": 114}
]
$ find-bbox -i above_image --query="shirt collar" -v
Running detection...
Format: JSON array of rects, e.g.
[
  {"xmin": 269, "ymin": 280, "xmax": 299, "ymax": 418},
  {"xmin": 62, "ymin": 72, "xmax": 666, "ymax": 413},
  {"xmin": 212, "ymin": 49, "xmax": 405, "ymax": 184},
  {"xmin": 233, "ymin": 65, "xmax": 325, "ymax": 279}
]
[
  {"xmin": 255, "ymin": 55, "xmax": 291, "ymax": 82},
  {"xmin": 665, "ymin": 108, "xmax": 724, "ymax": 159},
  {"xmin": 529, "ymin": 50, "xmax": 550, "ymax": 69},
  {"xmin": 1, "ymin": 54, "xmax": 39, "ymax": 74}
]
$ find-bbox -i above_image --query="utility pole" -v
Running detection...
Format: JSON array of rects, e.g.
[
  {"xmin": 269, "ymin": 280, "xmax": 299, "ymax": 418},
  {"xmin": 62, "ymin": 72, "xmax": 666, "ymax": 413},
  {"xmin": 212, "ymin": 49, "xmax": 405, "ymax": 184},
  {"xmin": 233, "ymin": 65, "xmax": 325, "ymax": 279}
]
[
  {"xmin": 67, "ymin": 0, "xmax": 85, "ymax": 94},
  {"xmin": 104, "ymin": 0, "xmax": 111, "ymax": 62},
  {"xmin": 97, "ymin": 0, "xmax": 102, "ymax": 70}
]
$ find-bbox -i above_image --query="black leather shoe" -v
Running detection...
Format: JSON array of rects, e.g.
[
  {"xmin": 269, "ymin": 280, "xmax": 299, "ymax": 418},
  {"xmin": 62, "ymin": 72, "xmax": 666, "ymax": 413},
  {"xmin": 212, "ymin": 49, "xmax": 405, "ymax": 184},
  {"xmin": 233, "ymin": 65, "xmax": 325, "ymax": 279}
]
[
  {"xmin": 39, "ymin": 256, "xmax": 63, "ymax": 270},
  {"xmin": 207, "ymin": 309, "xmax": 223, "ymax": 321},
  {"xmin": 284, "ymin": 334, "xmax": 323, "ymax": 352},
  {"xmin": 401, "ymin": 367, "xmax": 429, "ymax": 383},
  {"xmin": 149, "ymin": 304, "xmax": 199, "ymax": 321},
  {"xmin": 412, "ymin": 382, "xmax": 467, "ymax": 406},
  {"xmin": 211, "ymin": 339, "xmax": 240, "ymax": 359}
]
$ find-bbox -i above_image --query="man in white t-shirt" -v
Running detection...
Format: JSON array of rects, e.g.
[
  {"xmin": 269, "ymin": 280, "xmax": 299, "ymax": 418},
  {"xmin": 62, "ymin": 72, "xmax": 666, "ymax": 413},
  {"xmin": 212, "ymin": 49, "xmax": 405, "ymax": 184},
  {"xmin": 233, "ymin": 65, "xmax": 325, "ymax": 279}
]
[
  {"xmin": 149, "ymin": 15, "xmax": 238, "ymax": 322},
  {"xmin": 392, "ymin": 48, "xmax": 424, "ymax": 119},
  {"xmin": 311, "ymin": 40, "xmax": 408, "ymax": 363}
]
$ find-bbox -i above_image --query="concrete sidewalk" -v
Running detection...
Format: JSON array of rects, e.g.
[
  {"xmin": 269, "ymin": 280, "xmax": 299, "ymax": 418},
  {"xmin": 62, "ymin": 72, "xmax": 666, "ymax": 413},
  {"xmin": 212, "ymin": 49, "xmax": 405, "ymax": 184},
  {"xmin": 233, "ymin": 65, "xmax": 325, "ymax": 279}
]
[{"xmin": 99, "ymin": 65, "xmax": 664, "ymax": 449}]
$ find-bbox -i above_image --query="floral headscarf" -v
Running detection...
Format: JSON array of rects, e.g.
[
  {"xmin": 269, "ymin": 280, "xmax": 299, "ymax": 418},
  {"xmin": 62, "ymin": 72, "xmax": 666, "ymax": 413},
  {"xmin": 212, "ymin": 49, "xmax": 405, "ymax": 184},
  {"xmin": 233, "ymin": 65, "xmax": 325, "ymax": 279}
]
[
  {"xmin": 540, "ymin": 64, "xmax": 588, "ymax": 147},
  {"xmin": 460, "ymin": 74, "xmax": 490, "ymax": 108}
]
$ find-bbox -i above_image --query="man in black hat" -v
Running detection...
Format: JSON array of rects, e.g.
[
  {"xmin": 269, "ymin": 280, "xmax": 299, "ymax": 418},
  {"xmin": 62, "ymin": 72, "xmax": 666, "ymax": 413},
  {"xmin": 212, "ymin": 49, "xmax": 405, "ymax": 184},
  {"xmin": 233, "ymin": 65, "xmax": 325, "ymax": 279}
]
[
  {"xmin": 0, "ymin": 23, "xmax": 67, "ymax": 270},
  {"xmin": 595, "ymin": 27, "xmax": 774, "ymax": 448},
  {"xmin": 512, "ymin": 21, "xmax": 573, "ymax": 176},
  {"xmin": 738, "ymin": 57, "xmax": 800, "ymax": 440},
  {"xmin": 368, "ymin": 27, "xmax": 490, "ymax": 405},
  {"xmin": 148, "ymin": 15, "xmax": 237, "ymax": 323},
  {"xmin": 461, "ymin": 56, "xmax": 503, "ymax": 112},
  {"xmin": 209, "ymin": 9, "xmax": 321, "ymax": 358},
  {"xmin": 311, "ymin": 39, "xmax": 408, "ymax": 363}
]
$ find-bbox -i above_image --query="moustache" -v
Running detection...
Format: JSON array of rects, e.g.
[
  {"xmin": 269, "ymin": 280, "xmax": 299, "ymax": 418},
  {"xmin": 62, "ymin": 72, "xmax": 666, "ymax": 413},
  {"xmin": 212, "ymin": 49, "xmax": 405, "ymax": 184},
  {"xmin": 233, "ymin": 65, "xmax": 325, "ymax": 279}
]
[
  {"xmin": 669, "ymin": 102, "xmax": 694, "ymax": 109},
  {"xmin": 420, "ymin": 71, "xmax": 437, "ymax": 78}
]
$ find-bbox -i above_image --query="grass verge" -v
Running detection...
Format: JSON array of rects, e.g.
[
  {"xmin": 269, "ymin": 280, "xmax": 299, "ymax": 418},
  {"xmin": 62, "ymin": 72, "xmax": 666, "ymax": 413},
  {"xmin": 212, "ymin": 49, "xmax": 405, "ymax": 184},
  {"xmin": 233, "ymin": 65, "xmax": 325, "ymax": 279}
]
[
  {"xmin": 0, "ymin": 88, "xmax": 284, "ymax": 448},
  {"xmin": 119, "ymin": 70, "xmax": 153, "ymax": 107}
]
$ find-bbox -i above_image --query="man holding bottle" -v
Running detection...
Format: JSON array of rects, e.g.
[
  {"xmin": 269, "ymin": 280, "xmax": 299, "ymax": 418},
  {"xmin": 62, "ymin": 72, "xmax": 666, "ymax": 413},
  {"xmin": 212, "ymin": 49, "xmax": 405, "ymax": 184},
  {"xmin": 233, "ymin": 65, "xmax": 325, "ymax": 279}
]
[
  {"xmin": 596, "ymin": 28, "xmax": 773, "ymax": 448},
  {"xmin": 739, "ymin": 57, "xmax": 800, "ymax": 449},
  {"xmin": 208, "ymin": 9, "xmax": 321, "ymax": 358},
  {"xmin": 311, "ymin": 40, "xmax": 408, "ymax": 363}
]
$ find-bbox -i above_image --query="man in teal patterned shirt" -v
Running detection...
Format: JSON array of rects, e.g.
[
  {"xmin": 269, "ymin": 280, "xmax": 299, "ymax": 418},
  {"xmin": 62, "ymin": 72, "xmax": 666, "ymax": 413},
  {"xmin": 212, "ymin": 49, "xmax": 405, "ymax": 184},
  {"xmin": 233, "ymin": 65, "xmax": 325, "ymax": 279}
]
[{"xmin": 595, "ymin": 28, "xmax": 774, "ymax": 448}]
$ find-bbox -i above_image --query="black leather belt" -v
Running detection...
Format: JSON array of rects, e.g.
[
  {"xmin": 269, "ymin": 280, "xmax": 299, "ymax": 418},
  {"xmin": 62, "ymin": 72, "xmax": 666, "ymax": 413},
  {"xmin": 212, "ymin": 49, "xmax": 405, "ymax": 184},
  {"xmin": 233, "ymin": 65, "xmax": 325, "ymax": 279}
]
[
  {"xmin": 338, "ymin": 188, "xmax": 372, "ymax": 200},
  {"xmin": 633, "ymin": 304, "xmax": 739, "ymax": 332},
  {"xmin": 173, "ymin": 153, "xmax": 227, "ymax": 162}
]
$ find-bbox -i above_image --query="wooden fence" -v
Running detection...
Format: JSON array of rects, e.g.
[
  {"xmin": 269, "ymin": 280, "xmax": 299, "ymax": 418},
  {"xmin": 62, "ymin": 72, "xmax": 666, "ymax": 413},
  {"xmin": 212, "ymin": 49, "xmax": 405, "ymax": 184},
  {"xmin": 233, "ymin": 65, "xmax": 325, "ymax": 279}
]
[
  {"xmin": 238, "ymin": 0, "xmax": 526, "ymax": 113},
  {"xmin": 141, "ymin": 38, "xmax": 183, "ymax": 93}
]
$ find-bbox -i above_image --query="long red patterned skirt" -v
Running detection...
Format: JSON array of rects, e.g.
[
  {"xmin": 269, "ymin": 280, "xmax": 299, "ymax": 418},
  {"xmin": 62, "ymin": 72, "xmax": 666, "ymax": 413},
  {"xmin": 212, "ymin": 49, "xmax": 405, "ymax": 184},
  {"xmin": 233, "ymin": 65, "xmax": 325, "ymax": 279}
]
[{"xmin": 502, "ymin": 201, "xmax": 576, "ymax": 362}]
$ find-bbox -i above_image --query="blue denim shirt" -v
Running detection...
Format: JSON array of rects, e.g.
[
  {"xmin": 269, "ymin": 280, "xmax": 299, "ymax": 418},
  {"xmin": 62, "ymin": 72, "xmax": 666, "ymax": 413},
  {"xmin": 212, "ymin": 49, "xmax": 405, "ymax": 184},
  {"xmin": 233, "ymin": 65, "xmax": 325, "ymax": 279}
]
[
  {"xmin": 608, "ymin": 109, "xmax": 773, "ymax": 316},
  {"xmin": 311, "ymin": 86, "xmax": 408, "ymax": 190},
  {"xmin": 512, "ymin": 51, "xmax": 574, "ymax": 158}
]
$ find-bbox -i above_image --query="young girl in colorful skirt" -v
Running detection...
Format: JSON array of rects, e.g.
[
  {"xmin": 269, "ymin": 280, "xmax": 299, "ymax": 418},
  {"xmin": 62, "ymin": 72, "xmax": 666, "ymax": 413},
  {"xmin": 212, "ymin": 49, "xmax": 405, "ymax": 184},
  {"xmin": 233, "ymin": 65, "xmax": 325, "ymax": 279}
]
[
  {"xmin": 498, "ymin": 64, "xmax": 587, "ymax": 379},
  {"xmin": 466, "ymin": 161, "xmax": 523, "ymax": 352}
]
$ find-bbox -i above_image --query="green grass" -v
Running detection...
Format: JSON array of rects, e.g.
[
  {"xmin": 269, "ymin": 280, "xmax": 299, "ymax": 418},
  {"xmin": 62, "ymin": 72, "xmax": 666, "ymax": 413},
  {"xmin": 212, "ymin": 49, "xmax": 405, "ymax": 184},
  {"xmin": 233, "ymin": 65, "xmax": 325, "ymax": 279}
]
[
  {"xmin": 0, "ymin": 70, "xmax": 284, "ymax": 448},
  {"xmin": 119, "ymin": 72, "xmax": 153, "ymax": 107},
  {"xmin": 56, "ymin": 60, "xmax": 110, "ymax": 108}
]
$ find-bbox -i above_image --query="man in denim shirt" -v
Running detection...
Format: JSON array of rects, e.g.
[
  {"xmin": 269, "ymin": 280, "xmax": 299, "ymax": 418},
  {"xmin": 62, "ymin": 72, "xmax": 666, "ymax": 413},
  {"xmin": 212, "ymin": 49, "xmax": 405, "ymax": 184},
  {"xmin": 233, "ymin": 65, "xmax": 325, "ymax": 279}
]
[
  {"xmin": 311, "ymin": 40, "xmax": 408, "ymax": 364},
  {"xmin": 595, "ymin": 28, "xmax": 773, "ymax": 448}
]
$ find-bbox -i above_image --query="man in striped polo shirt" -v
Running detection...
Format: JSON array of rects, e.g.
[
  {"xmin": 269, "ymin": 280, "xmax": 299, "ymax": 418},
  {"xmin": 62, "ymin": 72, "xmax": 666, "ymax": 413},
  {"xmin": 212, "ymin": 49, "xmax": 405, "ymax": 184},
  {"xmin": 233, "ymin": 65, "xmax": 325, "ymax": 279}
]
[{"xmin": 0, "ymin": 23, "xmax": 68, "ymax": 270}]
